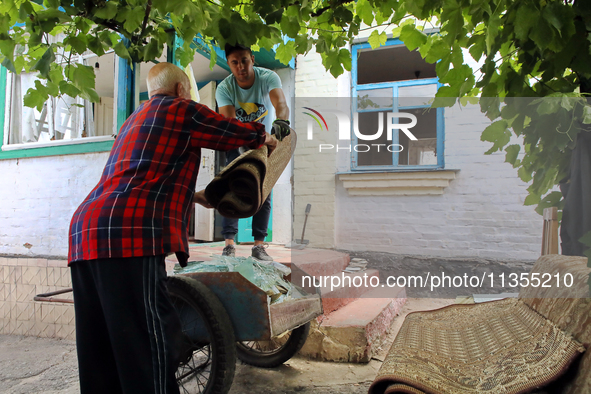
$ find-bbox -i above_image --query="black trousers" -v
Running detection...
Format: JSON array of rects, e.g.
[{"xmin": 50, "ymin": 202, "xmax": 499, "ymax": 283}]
[{"xmin": 70, "ymin": 256, "xmax": 182, "ymax": 394}]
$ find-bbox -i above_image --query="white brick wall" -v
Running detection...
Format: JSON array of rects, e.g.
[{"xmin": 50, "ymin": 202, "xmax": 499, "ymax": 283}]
[
  {"xmin": 0, "ymin": 147, "xmax": 296, "ymax": 255},
  {"xmin": 271, "ymin": 69, "xmax": 295, "ymax": 245},
  {"xmin": 294, "ymin": 50, "xmax": 541, "ymax": 260},
  {"xmin": 293, "ymin": 50, "xmax": 345, "ymax": 248},
  {"xmin": 0, "ymin": 70, "xmax": 297, "ymax": 255},
  {"xmin": 334, "ymin": 103, "xmax": 541, "ymax": 260},
  {"xmin": 0, "ymin": 57, "xmax": 543, "ymax": 261},
  {"xmin": 0, "ymin": 152, "xmax": 109, "ymax": 257}
]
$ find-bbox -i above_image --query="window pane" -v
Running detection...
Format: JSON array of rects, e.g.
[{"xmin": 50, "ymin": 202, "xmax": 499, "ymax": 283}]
[
  {"xmin": 7, "ymin": 52, "xmax": 116, "ymax": 145},
  {"xmin": 85, "ymin": 53, "xmax": 115, "ymax": 137},
  {"xmin": 356, "ymin": 112, "xmax": 393, "ymax": 166},
  {"xmin": 397, "ymin": 108, "xmax": 438, "ymax": 166},
  {"xmin": 357, "ymin": 45, "xmax": 436, "ymax": 84},
  {"xmin": 53, "ymin": 94, "xmax": 81, "ymax": 139},
  {"xmin": 398, "ymin": 84, "xmax": 438, "ymax": 107},
  {"xmin": 7, "ymin": 72, "xmax": 63, "ymax": 144},
  {"xmin": 357, "ymin": 88, "xmax": 393, "ymax": 110}
]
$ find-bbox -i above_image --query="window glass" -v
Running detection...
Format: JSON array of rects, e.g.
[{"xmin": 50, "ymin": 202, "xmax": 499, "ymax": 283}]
[
  {"xmin": 357, "ymin": 45, "xmax": 436, "ymax": 85},
  {"xmin": 5, "ymin": 51, "xmax": 115, "ymax": 146},
  {"xmin": 398, "ymin": 84, "xmax": 438, "ymax": 107},
  {"xmin": 356, "ymin": 112, "xmax": 393, "ymax": 166},
  {"xmin": 397, "ymin": 108, "xmax": 438, "ymax": 166},
  {"xmin": 357, "ymin": 88, "xmax": 393, "ymax": 110},
  {"xmin": 353, "ymin": 41, "xmax": 441, "ymax": 169}
]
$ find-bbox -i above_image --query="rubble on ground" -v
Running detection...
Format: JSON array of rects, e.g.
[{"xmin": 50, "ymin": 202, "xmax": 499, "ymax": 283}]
[{"xmin": 174, "ymin": 256, "xmax": 305, "ymax": 304}]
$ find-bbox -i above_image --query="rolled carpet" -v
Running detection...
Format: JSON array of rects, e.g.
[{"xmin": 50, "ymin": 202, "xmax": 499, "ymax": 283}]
[
  {"xmin": 368, "ymin": 298, "xmax": 585, "ymax": 394},
  {"xmin": 205, "ymin": 128, "xmax": 297, "ymax": 219}
]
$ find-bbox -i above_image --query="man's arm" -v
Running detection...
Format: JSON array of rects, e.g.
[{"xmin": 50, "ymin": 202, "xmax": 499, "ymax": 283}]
[
  {"xmin": 190, "ymin": 103, "xmax": 266, "ymax": 151},
  {"xmin": 219, "ymin": 105, "xmax": 236, "ymax": 119},
  {"xmin": 269, "ymin": 88, "xmax": 289, "ymax": 120},
  {"xmin": 193, "ymin": 189, "xmax": 213, "ymax": 208},
  {"xmin": 217, "ymin": 104, "xmax": 278, "ymax": 154}
]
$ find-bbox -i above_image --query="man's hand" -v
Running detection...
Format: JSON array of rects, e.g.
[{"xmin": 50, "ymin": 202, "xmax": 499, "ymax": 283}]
[
  {"xmin": 193, "ymin": 190, "xmax": 213, "ymax": 208},
  {"xmin": 264, "ymin": 133, "xmax": 278, "ymax": 156},
  {"xmin": 271, "ymin": 119, "xmax": 291, "ymax": 141}
]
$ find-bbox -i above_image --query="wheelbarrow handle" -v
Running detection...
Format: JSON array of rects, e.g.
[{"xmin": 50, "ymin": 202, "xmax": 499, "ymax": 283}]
[{"xmin": 34, "ymin": 288, "xmax": 74, "ymax": 304}]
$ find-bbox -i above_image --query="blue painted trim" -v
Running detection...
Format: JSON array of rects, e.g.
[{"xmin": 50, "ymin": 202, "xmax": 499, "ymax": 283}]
[
  {"xmin": 337, "ymin": 168, "xmax": 452, "ymax": 174},
  {"xmin": 172, "ymin": 35, "xmax": 183, "ymax": 66},
  {"xmin": 116, "ymin": 38, "xmax": 134, "ymax": 132},
  {"xmin": 437, "ymin": 106, "xmax": 445, "ymax": 168},
  {"xmin": 354, "ymin": 38, "xmax": 404, "ymax": 51},
  {"xmin": 167, "ymin": 41, "xmax": 176, "ymax": 64},
  {"xmin": 356, "ymin": 78, "xmax": 438, "ymax": 90},
  {"xmin": 353, "ymin": 164, "xmax": 441, "ymax": 171},
  {"xmin": 0, "ymin": 140, "xmax": 114, "ymax": 160},
  {"xmin": 392, "ymin": 84, "xmax": 400, "ymax": 166},
  {"xmin": 0, "ymin": 55, "xmax": 116, "ymax": 160},
  {"xmin": 351, "ymin": 38, "xmax": 444, "ymax": 171},
  {"xmin": 351, "ymin": 45, "xmax": 358, "ymax": 167},
  {"xmin": 196, "ymin": 81, "xmax": 210, "ymax": 91},
  {"xmin": 139, "ymin": 91, "xmax": 149, "ymax": 101},
  {"xmin": 192, "ymin": 37, "xmax": 230, "ymax": 72}
]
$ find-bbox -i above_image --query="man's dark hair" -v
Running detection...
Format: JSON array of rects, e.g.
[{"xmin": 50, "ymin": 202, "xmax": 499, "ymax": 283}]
[{"xmin": 225, "ymin": 43, "xmax": 252, "ymax": 59}]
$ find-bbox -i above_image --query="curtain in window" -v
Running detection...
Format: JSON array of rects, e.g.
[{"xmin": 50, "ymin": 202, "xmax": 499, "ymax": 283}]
[
  {"xmin": 54, "ymin": 95, "xmax": 80, "ymax": 139},
  {"xmin": 9, "ymin": 73, "xmax": 50, "ymax": 144}
]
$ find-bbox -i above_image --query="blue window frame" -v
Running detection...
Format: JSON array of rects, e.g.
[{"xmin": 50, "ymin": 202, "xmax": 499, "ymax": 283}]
[
  {"xmin": 351, "ymin": 38, "xmax": 444, "ymax": 171},
  {"xmin": 0, "ymin": 33, "xmax": 294, "ymax": 161},
  {"xmin": 0, "ymin": 52, "xmax": 123, "ymax": 160}
]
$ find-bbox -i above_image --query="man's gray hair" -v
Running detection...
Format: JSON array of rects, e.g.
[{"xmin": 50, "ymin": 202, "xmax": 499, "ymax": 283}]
[{"xmin": 147, "ymin": 63, "xmax": 190, "ymax": 96}]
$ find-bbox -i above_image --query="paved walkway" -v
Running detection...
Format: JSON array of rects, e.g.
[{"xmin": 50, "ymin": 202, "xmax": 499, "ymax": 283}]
[
  {"xmin": 0, "ymin": 299, "xmax": 453, "ymax": 394},
  {"xmin": 172, "ymin": 241, "xmax": 322, "ymax": 263},
  {"xmin": 164, "ymin": 241, "xmax": 345, "ymax": 270}
]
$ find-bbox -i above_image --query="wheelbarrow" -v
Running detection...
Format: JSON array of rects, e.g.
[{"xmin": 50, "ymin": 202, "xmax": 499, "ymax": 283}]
[
  {"xmin": 168, "ymin": 267, "xmax": 323, "ymax": 394},
  {"xmin": 35, "ymin": 265, "xmax": 322, "ymax": 394}
]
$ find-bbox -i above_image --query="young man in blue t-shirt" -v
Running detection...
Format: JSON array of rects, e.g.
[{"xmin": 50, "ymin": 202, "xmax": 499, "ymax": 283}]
[{"xmin": 215, "ymin": 44, "xmax": 290, "ymax": 261}]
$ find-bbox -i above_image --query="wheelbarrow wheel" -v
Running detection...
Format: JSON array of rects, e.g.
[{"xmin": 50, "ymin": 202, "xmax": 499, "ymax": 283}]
[
  {"xmin": 167, "ymin": 276, "xmax": 237, "ymax": 394},
  {"xmin": 236, "ymin": 322, "xmax": 310, "ymax": 368}
]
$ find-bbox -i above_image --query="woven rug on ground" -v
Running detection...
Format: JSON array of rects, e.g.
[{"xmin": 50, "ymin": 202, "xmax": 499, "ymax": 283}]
[
  {"xmin": 205, "ymin": 129, "xmax": 297, "ymax": 219},
  {"xmin": 368, "ymin": 298, "xmax": 585, "ymax": 394}
]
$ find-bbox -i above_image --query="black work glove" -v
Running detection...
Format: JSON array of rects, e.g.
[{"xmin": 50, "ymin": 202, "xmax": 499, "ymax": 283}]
[{"xmin": 271, "ymin": 119, "xmax": 291, "ymax": 141}]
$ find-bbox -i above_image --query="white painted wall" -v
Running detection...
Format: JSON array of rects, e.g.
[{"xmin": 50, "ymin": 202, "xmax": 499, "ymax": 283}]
[
  {"xmin": 294, "ymin": 50, "xmax": 542, "ymax": 261},
  {"xmin": 293, "ymin": 48, "xmax": 352, "ymax": 248},
  {"xmin": 0, "ymin": 54, "xmax": 542, "ymax": 261},
  {"xmin": 0, "ymin": 69, "xmax": 296, "ymax": 258},
  {"xmin": 334, "ymin": 103, "xmax": 541, "ymax": 260},
  {"xmin": 272, "ymin": 68, "xmax": 296, "ymax": 245},
  {"xmin": 0, "ymin": 152, "xmax": 109, "ymax": 257}
]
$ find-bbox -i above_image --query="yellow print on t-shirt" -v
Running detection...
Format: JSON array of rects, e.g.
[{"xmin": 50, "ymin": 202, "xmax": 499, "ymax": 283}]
[{"xmin": 237, "ymin": 102, "xmax": 268, "ymax": 124}]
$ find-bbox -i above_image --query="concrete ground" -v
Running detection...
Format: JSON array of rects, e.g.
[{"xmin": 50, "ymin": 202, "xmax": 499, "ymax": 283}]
[{"xmin": 0, "ymin": 298, "xmax": 454, "ymax": 394}]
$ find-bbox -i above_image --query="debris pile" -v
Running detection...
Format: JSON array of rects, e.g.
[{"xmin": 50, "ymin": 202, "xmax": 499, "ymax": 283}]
[
  {"xmin": 174, "ymin": 256, "xmax": 305, "ymax": 304},
  {"xmin": 343, "ymin": 258, "xmax": 369, "ymax": 273}
]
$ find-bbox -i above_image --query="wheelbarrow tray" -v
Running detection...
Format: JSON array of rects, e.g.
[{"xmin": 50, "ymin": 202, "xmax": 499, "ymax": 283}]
[{"xmin": 173, "ymin": 271, "xmax": 322, "ymax": 341}]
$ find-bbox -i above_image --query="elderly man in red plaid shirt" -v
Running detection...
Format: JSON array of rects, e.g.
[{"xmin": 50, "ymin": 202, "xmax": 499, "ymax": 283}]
[{"xmin": 67, "ymin": 62, "xmax": 277, "ymax": 394}]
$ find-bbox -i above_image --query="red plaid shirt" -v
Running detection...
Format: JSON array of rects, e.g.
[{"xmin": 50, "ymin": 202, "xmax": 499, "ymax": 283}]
[{"xmin": 68, "ymin": 94, "xmax": 266, "ymax": 265}]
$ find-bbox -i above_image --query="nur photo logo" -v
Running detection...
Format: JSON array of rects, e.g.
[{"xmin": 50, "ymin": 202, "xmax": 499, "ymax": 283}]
[{"xmin": 301, "ymin": 107, "xmax": 419, "ymax": 152}]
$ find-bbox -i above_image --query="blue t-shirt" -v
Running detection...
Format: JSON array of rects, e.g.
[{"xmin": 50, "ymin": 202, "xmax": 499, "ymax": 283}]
[{"xmin": 216, "ymin": 66, "xmax": 282, "ymax": 133}]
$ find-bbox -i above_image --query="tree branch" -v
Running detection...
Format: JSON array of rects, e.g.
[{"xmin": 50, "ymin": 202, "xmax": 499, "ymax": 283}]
[
  {"xmin": 87, "ymin": 17, "xmax": 126, "ymax": 36},
  {"xmin": 138, "ymin": 0, "xmax": 153, "ymax": 42},
  {"xmin": 311, "ymin": 0, "xmax": 355, "ymax": 17}
]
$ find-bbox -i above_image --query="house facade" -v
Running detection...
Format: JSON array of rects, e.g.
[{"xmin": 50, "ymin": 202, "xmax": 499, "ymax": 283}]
[
  {"xmin": 0, "ymin": 45, "xmax": 296, "ymax": 257},
  {"xmin": 0, "ymin": 32, "xmax": 542, "ymax": 338},
  {"xmin": 291, "ymin": 36, "xmax": 540, "ymax": 262}
]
